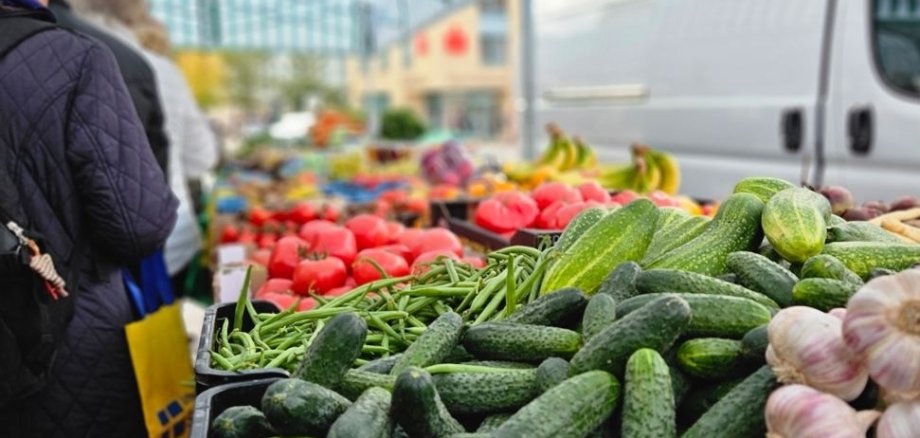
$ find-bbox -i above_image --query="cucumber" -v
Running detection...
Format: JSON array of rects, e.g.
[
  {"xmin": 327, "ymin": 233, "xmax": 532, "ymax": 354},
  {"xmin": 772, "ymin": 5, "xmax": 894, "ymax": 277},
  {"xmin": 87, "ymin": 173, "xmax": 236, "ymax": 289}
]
[
  {"xmin": 261, "ymin": 378, "xmax": 351, "ymax": 436},
  {"xmin": 505, "ymin": 287, "xmax": 587, "ymax": 327},
  {"xmin": 582, "ymin": 293, "xmax": 617, "ymax": 341},
  {"xmin": 617, "ymin": 293, "xmax": 772, "ymax": 339},
  {"xmin": 542, "ymin": 199, "xmax": 659, "ymax": 294},
  {"xmin": 716, "ymin": 273, "xmax": 739, "ymax": 284},
  {"xmin": 621, "ymin": 349, "xmax": 676, "ymax": 438},
  {"xmin": 758, "ymin": 243, "xmax": 789, "ymax": 266},
  {"xmin": 391, "ymin": 367, "xmax": 465, "ymax": 438},
  {"xmin": 294, "ymin": 312, "xmax": 367, "ymax": 388},
  {"xmin": 432, "ymin": 367, "xmax": 540, "ymax": 415},
  {"xmin": 556, "ymin": 207, "xmax": 608, "ymax": 252},
  {"xmin": 476, "ymin": 413, "xmax": 512, "ymax": 432},
  {"xmin": 869, "ymin": 267, "xmax": 897, "ymax": 279},
  {"xmin": 327, "ymin": 387, "xmax": 392, "ymax": 438},
  {"xmin": 682, "ymin": 366, "xmax": 778, "ymax": 438},
  {"xmin": 823, "ymin": 242, "xmax": 920, "ymax": 279},
  {"xmin": 212, "ymin": 406, "xmax": 274, "ymax": 438},
  {"xmin": 676, "ymin": 338, "xmax": 744, "ymax": 380},
  {"xmin": 460, "ymin": 360, "xmax": 534, "ymax": 369},
  {"xmin": 462, "ymin": 323, "xmax": 582, "ymax": 362},
  {"xmin": 826, "ymin": 221, "xmax": 902, "ymax": 244},
  {"xmin": 492, "ymin": 371, "xmax": 621, "ymax": 438},
  {"xmin": 646, "ymin": 193, "xmax": 765, "ymax": 276},
  {"xmin": 791, "ymin": 278, "xmax": 861, "ymax": 311},
  {"xmin": 732, "ymin": 176, "xmax": 797, "ymax": 203},
  {"xmin": 828, "ymin": 214, "xmax": 847, "ymax": 226},
  {"xmin": 636, "ymin": 269, "xmax": 779, "ymax": 310},
  {"xmin": 444, "ymin": 345, "xmax": 476, "ymax": 363},
  {"xmin": 726, "ymin": 251, "xmax": 798, "ymax": 307},
  {"xmin": 800, "ymin": 254, "xmax": 863, "ymax": 285},
  {"xmin": 391, "ymin": 312, "xmax": 463, "ymax": 376},
  {"xmin": 356, "ymin": 354, "xmax": 401, "ymax": 374},
  {"xmin": 569, "ymin": 295, "xmax": 691, "ymax": 377},
  {"xmin": 336, "ymin": 369, "xmax": 397, "ymax": 400},
  {"xmin": 536, "ymin": 357, "xmax": 571, "ymax": 392},
  {"xmin": 656, "ymin": 206, "xmax": 691, "ymax": 230},
  {"xmin": 677, "ymin": 378, "xmax": 744, "ymax": 427},
  {"xmin": 642, "ymin": 216, "xmax": 711, "ymax": 265},
  {"xmin": 740, "ymin": 324, "xmax": 769, "ymax": 364},
  {"xmin": 762, "ymin": 187, "xmax": 831, "ymax": 262},
  {"xmin": 596, "ymin": 261, "xmax": 642, "ymax": 301}
]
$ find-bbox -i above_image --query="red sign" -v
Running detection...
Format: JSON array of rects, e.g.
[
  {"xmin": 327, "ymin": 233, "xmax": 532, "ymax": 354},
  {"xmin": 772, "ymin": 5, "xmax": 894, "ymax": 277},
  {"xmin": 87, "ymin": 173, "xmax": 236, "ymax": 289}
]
[{"xmin": 443, "ymin": 24, "xmax": 468, "ymax": 56}]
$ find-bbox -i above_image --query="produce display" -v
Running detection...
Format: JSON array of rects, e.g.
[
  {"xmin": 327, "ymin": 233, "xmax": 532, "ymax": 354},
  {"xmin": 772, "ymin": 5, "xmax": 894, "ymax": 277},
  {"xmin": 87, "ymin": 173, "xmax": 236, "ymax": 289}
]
[{"xmin": 199, "ymin": 173, "xmax": 920, "ymax": 438}]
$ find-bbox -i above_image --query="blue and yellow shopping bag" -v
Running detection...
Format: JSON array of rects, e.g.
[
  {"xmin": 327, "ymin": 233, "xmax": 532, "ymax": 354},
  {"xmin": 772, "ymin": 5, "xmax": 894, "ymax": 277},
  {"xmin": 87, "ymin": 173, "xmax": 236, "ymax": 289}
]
[{"xmin": 124, "ymin": 251, "xmax": 194, "ymax": 438}]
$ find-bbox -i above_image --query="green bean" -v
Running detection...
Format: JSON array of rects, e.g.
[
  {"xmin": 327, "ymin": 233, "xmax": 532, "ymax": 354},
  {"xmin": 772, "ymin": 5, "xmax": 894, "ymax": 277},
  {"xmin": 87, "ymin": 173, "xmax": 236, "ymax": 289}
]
[
  {"xmin": 503, "ymin": 255, "xmax": 517, "ymax": 316},
  {"xmin": 219, "ymin": 318, "xmax": 230, "ymax": 350},
  {"xmin": 433, "ymin": 301, "xmax": 451, "ymax": 315},
  {"xmin": 366, "ymin": 334, "xmax": 385, "ymax": 343},
  {"xmin": 229, "ymin": 343, "xmax": 245, "ymax": 355},
  {"xmin": 473, "ymin": 279, "xmax": 510, "ymax": 325},
  {"xmin": 354, "ymin": 358, "xmax": 369, "ymax": 366},
  {"xmin": 397, "ymin": 287, "xmax": 473, "ymax": 298},
  {"xmin": 406, "ymin": 297, "xmax": 438, "ymax": 314},
  {"xmin": 258, "ymin": 306, "xmax": 356, "ymax": 333},
  {"xmin": 219, "ymin": 345, "xmax": 233, "ymax": 358},
  {"xmin": 367, "ymin": 313, "xmax": 405, "ymax": 345},
  {"xmin": 232, "ymin": 266, "xmax": 253, "ymax": 331},
  {"xmin": 304, "ymin": 320, "xmax": 325, "ymax": 348},
  {"xmin": 425, "ymin": 363, "xmax": 514, "ymax": 374},
  {"xmin": 468, "ymin": 270, "xmax": 507, "ymax": 315},
  {"xmin": 406, "ymin": 315, "xmax": 428, "ymax": 329},
  {"xmin": 362, "ymin": 345, "xmax": 391, "ymax": 354},
  {"xmin": 245, "ymin": 299, "xmax": 260, "ymax": 326},
  {"xmin": 231, "ymin": 331, "xmax": 256, "ymax": 352},
  {"xmin": 211, "ymin": 351, "xmax": 234, "ymax": 370},
  {"xmin": 251, "ymin": 329, "xmax": 271, "ymax": 350},
  {"xmin": 265, "ymin": 348, "xmax": 294, "ymax": 369},
  {"xmin": 405, "ymin": 326, "xmax": 427, "ymax": 335}
]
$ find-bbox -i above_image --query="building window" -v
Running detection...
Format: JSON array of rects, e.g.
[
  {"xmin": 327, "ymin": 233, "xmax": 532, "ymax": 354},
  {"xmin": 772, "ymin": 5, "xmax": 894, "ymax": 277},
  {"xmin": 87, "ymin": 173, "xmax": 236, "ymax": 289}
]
[
  {"xmin": 480, "ymin": 0, "xmax": 506, "ymax": 14},
  {"xmin": 479, "ymin": 0, "xmax": 508, "ymax": 66},
  {"xmin": 481, "ymin": 35, "xmax": 507, "ymax": 66}
]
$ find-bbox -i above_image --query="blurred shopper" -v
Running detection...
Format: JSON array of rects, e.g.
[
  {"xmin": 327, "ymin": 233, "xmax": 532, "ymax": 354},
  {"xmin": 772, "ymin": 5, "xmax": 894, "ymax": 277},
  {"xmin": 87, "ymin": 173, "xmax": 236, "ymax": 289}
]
[
  {"xmin": 0, "ymin": 0, "xmax": 178, "ymax": 437},
  {"xmin": 131, "ymin": 15, "xmax": 219, "ymax": 291},
  {"xmin": 48, "ymin": 0, "xmax": 169, "ymax": 176}
]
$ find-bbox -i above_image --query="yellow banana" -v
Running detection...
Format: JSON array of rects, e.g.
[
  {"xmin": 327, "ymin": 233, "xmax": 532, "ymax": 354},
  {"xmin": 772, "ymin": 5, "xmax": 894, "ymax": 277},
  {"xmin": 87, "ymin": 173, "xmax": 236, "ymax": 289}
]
[
  {"xmin": 573, "ymin": 136, "xmax": 598, "ymax": 169},
  {"xmin": 598, "ymin": 163, "xmax": 638, "ymax": 190},
  {"xmin": 634, "ymin": 157, "xmax": 662, "ymax": 194},
  {"xmin": 647, "ymin": 149, "xmax": 681, "ymax": 195},
  {"xmin": 558, "ymin": 137, "xmax": 580, "ymax": 171}
]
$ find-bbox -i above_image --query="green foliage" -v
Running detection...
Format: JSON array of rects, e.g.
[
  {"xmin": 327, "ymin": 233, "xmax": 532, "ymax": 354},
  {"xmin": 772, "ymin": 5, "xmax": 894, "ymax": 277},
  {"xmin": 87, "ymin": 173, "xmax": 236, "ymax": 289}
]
[{"xmin": 381, "ymin": 107, "xmax": 426, "ymax": 141}]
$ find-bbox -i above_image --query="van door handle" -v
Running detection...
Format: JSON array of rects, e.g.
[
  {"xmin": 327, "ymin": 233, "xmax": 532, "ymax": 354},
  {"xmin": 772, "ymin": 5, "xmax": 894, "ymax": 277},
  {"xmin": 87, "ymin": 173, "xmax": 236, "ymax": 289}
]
[
  {"xmin": 848, "ymin": 106, "xmax": 873, "ymax": 155},
  {"xmin": 781, "ymin": 108, "xmax": 803, "ymax": 152}
]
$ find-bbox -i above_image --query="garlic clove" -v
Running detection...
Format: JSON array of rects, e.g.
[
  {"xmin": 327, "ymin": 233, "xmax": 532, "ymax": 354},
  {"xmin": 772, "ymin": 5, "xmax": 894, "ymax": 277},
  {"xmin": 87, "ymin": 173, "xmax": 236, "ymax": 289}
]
[
  {"xmin": 766, "ymin": 384, "xmax": 880, "ymax": 438},
  {"xmin": 876, "ymin": 401, "xmax": 920, "ymax": 438}
]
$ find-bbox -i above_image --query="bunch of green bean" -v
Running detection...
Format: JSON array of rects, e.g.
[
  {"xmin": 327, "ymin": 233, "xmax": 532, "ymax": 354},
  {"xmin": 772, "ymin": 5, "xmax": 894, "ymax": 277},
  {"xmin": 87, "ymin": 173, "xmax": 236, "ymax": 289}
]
[{"xmin": 210, "ymin": 245, "xmax": 555, "ymax": 373}]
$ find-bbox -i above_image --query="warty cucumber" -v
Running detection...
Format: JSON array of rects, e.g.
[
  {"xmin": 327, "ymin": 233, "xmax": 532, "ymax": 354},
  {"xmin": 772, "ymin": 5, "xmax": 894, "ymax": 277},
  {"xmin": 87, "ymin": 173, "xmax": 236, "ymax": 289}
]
[
  {"xmin": 822, "ymin": 241, "xmax": 920, "ymax": 279},
  {"xmin": 391, "ymin": 367, "xmax": 465, "ymax": 437},
  {"xmin": 621, "ymin": 349, "xmax": 676, "ymax": 438},
  {"xmin": 505, "ymin": 287, "xmax": 587, "ymax": 327},
  {"xmin": 327, "ymin": 387, "xmax": 392, "ymax": 438},
  {"xmin": 791, "ymin": 278, "xmax": 861, "ymax": 311},
  {"xmin": 535, "ymin": 357, "xmax": 571, "ymax": 392},
  {"xmin": 636, "ymin": 269, "xmax": 779, "ymax": 310},
  {"xmin": 555, "ymin": 207, "xmax": 608, "ymax": 253},
  {"xmin": 617, "ymin": 293, "xmax": 772, "ymax": 339},
  {"xmin": 761, "ymin": 187, "xmax": 831, "ymax": 262},
  {"xmin": 391, "ymin": 312, "xmax": 464, "ymax": 376},
  {"xmin": 732, "ymin": 176, "xmax": 797, "ymax": 203},
  {"xmin": 261, "ymin": 378, "xmax": 351, "ymax": 436},
  {"xmin": 826, "ymin": 221, "xmax": 903, "ymax": 244},
  {"xmin": 582, "ymin": 293, "xmax": 617, "ymax": 341},
  {"xmin": 432, "ymin": 366, "xmax": 540, "ymax": 415},
  {"xmin": 725, "ymin": 251, "xmax": 798, "ymax": 307},
  {"xmin": 596, "ymin": 261, "xmax": 642, "ymax": 301},
  {"xmin": 462, "ymin": 322, "xmax": 582, "ymax": 363},
  {"xmin": 294, "ymin": 312, "xmax": 367, "ymax": 388},
  {"xmin": 800, "ymin": 254, "xmax": 863, "ymax": 285},
  {"xmin": 682, "ymin": 366, "xmax": 778, "ymax": 438}
]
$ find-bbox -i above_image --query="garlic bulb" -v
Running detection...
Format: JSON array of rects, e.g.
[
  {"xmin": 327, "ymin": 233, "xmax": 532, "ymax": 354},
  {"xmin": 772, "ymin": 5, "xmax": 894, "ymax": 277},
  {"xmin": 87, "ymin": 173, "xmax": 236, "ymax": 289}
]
[
  {"xmin": 877, "ymin": 401, "xmax": 920, "ymax": 438},
  {"xmin": 843, "ymin": 270, "xmax": 920, "ymax": 396},
  {"xmin": 829, "ymin": 308, "xmax": 847, "ymax": 320},
  {"xmin": 767, "ymin": 306, "xmax": 869, "ymax": 401},
  {"xmin": 766, "ymin": 384, "xmax": 880, "ymax": 438}
]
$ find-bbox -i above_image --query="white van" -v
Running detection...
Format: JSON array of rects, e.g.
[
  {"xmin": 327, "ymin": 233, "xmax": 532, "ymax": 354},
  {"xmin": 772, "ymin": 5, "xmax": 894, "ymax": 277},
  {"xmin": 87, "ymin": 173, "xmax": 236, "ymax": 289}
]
[{"xmin": 531, "ymin": 0, "xmax": 920, "ymax": 200}]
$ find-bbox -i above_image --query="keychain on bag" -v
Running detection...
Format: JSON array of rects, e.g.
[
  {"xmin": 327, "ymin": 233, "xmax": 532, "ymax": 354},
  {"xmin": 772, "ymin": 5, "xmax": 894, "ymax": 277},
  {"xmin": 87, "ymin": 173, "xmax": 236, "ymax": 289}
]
[{"xmin": 4, "ymin": 221, "xmax": 67, "ymax": 299}]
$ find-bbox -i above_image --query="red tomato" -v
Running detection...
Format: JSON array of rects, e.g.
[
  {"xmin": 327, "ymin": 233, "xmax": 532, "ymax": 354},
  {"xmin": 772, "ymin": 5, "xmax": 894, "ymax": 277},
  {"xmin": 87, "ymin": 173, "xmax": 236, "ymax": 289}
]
[
  {"xmin": 413, "ymin": 229, "xmax": 463, "ymax": 259},
  {"xmin": 555, "ymin": 202, "xmax": 594, "ymax": 229},
  {"xmin": 267, "ymin": 236, "xmax": 307, "ymax": 279},
  {"xmin": 346, "ymin": 214, "xmax": 390, "ymax": 250},
  {"xmin": 461, "ymin": 256, "xmax": 486, "ymax": 269},
  {"xmin": 259, "ymin": 291, "xmax": 298, "ymax": 311},
  {"xmin": 321, "ymin": 203, "xmax": 341, "ymax": 222},
  {"xmin": 257, "ymin": 233, "xmax": 278, "ymax": 249},
  {"xmin": 255, "ymin": 278, "xmax": 293, "ymax": 297},
  {"xmin": 610, "ymin": 190, "xmax": 640, "ymax": 206},
  {"xmin": 289, "ymin": 202, "xmax": 317, "ymax": 224},
  {"xmin": 386, "ymin": 222, "xmax": 406, "ymax": 243},
  {"xmin": 474, "ymin": 192, "xmax": 540, "ymax": 233},
  {"xmin": 309, "ymin": 226, "xmax": 358, "ymax": 266},
  {"xmin": 577, "ymin": 181, "xmax": 611, "ymax": 203},
  {"xmin": 297, "ymin": 298, "xmax": 317, "ymax": 312},
  {"xmin": 411, "ymin": 249, "xmax": 460, "ymax": 273},
  {"xmin": 380, "ymin": 189, "xmax": 407, "ymax": 205},
  {"xmin": 271, "ymin": 209, "xmax": 289, "ymax": 222},
  {"xmin": 398, "ymin": 228, "xmax": 424, "ymax": 249},
  {"xmin": 248, "ymin": 206, "xmax": 273, "ymax": 227},
  {"xmin": 405, "ymin": 197, "xmax": 429, "ymax": 214},
  {"xmin": 532, "ymin": 182, "xmax": 583, "ymax": 210},
  {"xmin": 219, "ymin": 225, "xmax": 240, "ymax": 243},
  {"xmin": 250, "ymin": 248, "xmax": 271, "ymax": 267},
  {"xmin": 345, "ymin": 276, "xmax": 357, "ymax": 288},
  {"xmin": 291, "ymin": 257, "xmax": 348, "ymax": 295},
  {"xmin": 262, "ymin": 219, "xmax": 282, "ymax": 234},
  {"xmin": 298, "ymin": 220, "xmax": 338, "ymax": 243},
  {"xmin": 378, "ymin": 244, "xmax": 414, "ymax": 262},
  {"xmin": 352, "ymin": 249, "xmax": 410, "ymax": 285},
  {"xmin": 536, "ymin": 200, "xmax": 569, "ymax": 229},
  {"xmin": 325, "ymin": 286, "xmax": 351, "ymax": 297},
  {"xmin": 237, "ymin": 228, "xmax": 257, "ymax": 245},
  {"xmin": 373, "ymin": 200, "xmax": 393, "ymax": 217}
]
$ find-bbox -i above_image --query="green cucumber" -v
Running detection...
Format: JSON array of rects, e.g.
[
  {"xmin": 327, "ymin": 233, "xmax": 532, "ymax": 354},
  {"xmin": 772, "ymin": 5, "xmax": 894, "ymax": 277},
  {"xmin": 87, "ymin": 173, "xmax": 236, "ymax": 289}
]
[
  {"xmin": 444, "ymin": 345, "xmax": 476, "ymax": 363},
  {"xmin": 295, "ymin": 312, "xmax": 367, "ymax": 388},
  {"xmin": 336, "ymin": 369, "xmax": 397, "ymax": 400},
  {"xmin": 716, "ymin": 273, "xmax": 740, "ymax": 284},
  {"xmin": 828, "ymin": 214, "xmax": 847, "ymax": 226},
  {"xmin": 758, "ymin": 243, "xmax": 789, "ymax": 266},
  {"xmin": 596, "ymin": 261, "xmax": 642, "ymax": 301},
  {"xmin": 212, "ymin": 406, "xmax": 274, "ymax": 438},
  {"xmin": 492, "ymin": 371, "xmax": 621, "ymax": 438},
  {"xmin": 569, "ymin": 295, "xmax": 691, "ymax": 376},
  {"xmin": 676, "ymin": 338, "xmax": 744, "ymax": 380},
  {"xmin": 621, "ymin": 349, "xmax": 676, "ymax": 438},
  {"xmin": 460, "ymin": 360, "xmax": 534, "ymax": 369},
  {"xmin": 800, "ymin": 254, "xmax": 863, "ymax": 285},
  {"xmin": 822, "ymin": 242, "xmax": 920, "ymax": 279},
  {"xmin": 391, "ymin": 367, "xmax": 465, "ymax": 438},
  {"xmin": 642, "ymin": 216, "xmax": 711, "ymax": 265},
  {"xmin": 657, "ymin": 206, "xmax": 691, "ymax": 229},
  {"xmin": 740, "ymin": 325, "xmax": 769, "ymax": 364},
  {"xmin": 432, "ymin": 367, "xmax": 540, "ymax": 415},
  {"xmin": 261, "ymin": 378, "xmax": 351, "ymax": 436},
  {"xmin": 391, "ymin": 312, "xmax": 463, "ymax": 376},
  {"xmin": 826, "ymin": 221, "xmax": 902, "ymax": 244},
  {"xmin": 682, "ymin": 366, "xmax": 778, "ymax": 438},
  {"xmin": 677, "ymin": 378, "xmax": 744, "ymax": 427},
  {"xmin": 582, "ymin": 293, "xmax": 617, "ymax": 341},
  {"xmin": 761, "ymin": 187, "xmax": 831, "ymax": 262},
  {"xmin": 327, "ymin": 387, "xmax": 392, "ymax": 438},
  {"xmin": 536, "ymin": 357, "xmax": 571, "ymax": 392},
  {"xmin": 505, "ymin": 287, "xmax": 587, "ymax": 326},
  {"xmin": 556, "ymin": 207, "xmax": 608, "ymax": 252},
  {"xmin": 870, "ymin": 267, "xmax": 897, "ymax": 279},
  {"xmin": 462, "ymin": 323, "xmax": 582, "ymax": 362},
  {"xmin": 356, "ymin": 354, "xmax": 401, "ymax": 374},
  {"xmin": 732, "ymin": 176, "xmax": 797, "ymax": 204},
  {"xmin": 646, "ymin": 193, "xmax": 765, "ymax": 276},
  {"xmin": 617, "ymin": 293, "xmax": 772, "ymax": 339},
  {"xmin": 636, "ymin": 269, "xmax": 779, "ymax": 309},
  {"xmin": 542, "ymin": 199, "xmax": 659, "ymax": 294},
  {"xmin": 791, "ymin": 278, "xmax": 860, "ymax": 311},
  {"xmin": 726, "ymin": 251, "xmax": 798, "ymax": 307},
  {"xmin": 476, "ymin": 413, "xmax": 512, "ymax": 432}
]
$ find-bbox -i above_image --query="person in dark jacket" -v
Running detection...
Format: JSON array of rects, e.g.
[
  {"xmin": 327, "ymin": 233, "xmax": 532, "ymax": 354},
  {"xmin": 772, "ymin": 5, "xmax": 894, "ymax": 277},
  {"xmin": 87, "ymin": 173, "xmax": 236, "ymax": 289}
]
[
  {"xmin": 0, "ymin": 1, "xmax": 178, "ymax": 436},
  {"xmin": 48, "ymin": 0, "xmax": 170, "ymax": 176}
]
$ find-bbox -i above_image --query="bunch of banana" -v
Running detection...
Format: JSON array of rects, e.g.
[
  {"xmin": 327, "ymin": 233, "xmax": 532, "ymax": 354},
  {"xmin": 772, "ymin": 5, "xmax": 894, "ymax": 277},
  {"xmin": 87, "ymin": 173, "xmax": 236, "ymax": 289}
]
[
  {"xmin": 598, "ymin": 144, "xmax": 681, "ymax": 195},
  {"xmin": 503, "ymin": 124, "xmax": 599, "ymax": 189}
]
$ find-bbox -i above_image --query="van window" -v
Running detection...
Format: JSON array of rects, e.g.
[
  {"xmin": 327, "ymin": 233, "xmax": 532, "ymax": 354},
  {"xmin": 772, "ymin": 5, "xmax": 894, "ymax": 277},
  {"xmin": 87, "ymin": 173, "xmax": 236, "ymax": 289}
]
[{"xmin": 874, "ymin": 0, "xmax": 920, "ymax": 96}]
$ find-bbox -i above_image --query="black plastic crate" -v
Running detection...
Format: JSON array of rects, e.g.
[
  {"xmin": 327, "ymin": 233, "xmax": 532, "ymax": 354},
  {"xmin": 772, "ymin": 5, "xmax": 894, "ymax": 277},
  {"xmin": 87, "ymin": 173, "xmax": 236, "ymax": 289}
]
[
  {"xmin": 430, "ymin": 199, "xmax": 562, "ymax": 251},
  {"xmin": 195, "ymin": 301, "xmax": 290, "ymax": 394},
  {"xmin": 190, "ymin": 378, "xmax": 280, "ymax": 438}
]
